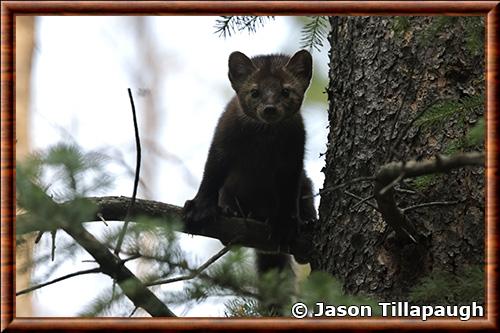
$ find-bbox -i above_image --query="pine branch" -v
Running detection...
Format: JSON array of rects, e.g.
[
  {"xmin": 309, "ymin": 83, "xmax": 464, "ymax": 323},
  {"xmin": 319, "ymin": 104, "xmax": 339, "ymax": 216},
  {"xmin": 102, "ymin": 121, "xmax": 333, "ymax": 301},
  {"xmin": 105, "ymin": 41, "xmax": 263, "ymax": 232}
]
[
  {"xmin": 62, "ymin": 221, "xmax": 176, "ymax": 317},
  {"xmin": 147, "ymin": 246, "xmax": 231, "ymax": 287},
  {"xmin": 300, "ymin": 16, "xmax": 329, "ymax": 51},
  {"xmin": 214, "ymin": 16, "xmax": 274, "ymax": 38}
]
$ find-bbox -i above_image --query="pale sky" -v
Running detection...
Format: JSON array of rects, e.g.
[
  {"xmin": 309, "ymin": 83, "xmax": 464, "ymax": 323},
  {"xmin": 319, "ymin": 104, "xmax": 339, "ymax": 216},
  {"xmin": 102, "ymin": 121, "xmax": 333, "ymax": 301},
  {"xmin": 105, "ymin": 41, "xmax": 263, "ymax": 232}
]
[{"xmin": 24, "ymin": 16, "xmax": 329, "ymax": 317}]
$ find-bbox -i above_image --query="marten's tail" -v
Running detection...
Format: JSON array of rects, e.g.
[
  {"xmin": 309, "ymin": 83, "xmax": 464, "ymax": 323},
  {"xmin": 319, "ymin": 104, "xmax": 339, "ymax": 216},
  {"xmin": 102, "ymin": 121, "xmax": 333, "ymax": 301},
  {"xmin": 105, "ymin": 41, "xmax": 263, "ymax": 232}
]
[
  {"xmin": 256, "ymin": 173, "xmax": 316, "ymax": 316},
  {"xmin": 255, "ymin": 252, "xmax": 291, "ymax": 316},
  {"xmin": 256, "ymin": 252, "xmax": 289, "ymax": 273}
]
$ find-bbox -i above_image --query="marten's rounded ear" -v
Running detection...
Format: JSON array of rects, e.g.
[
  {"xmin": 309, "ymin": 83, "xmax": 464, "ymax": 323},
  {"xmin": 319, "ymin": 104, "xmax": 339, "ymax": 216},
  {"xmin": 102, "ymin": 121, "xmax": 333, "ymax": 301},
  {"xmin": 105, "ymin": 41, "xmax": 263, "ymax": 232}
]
[
  {"xmin": 285, "ymin": 50, "xmax": 313, "ymax": 85},
  {"xmin": 228, "ymin": 51, "xmax": 257, "ymax": 90}
]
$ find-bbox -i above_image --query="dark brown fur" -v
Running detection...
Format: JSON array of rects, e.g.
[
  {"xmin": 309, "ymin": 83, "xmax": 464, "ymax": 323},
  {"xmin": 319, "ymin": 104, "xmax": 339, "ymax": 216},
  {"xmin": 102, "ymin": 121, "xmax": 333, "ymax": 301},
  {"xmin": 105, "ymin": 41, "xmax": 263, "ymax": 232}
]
[{"xmin": 183, "ymin": 51, "xmax": 316, "ymax": 278}]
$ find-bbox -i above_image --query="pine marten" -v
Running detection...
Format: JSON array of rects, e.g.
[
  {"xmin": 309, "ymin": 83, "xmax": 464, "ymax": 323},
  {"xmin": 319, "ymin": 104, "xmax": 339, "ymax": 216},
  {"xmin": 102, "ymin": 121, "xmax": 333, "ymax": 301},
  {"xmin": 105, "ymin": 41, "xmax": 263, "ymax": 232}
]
[{"xmin": 183, "ymin": 50, "xmax": 316, "ymax": 277}]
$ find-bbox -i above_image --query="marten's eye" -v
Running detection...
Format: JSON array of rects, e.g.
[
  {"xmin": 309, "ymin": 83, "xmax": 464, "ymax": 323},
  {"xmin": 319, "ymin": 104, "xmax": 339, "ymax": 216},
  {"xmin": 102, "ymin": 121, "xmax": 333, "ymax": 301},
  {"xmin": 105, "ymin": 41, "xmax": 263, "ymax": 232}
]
[
  {"xmin": 281, "ymin": 88, "xmax": 290, "ymax": 98},
  {"xmin": 250, "ymin": 89, "xmax": 260, "ymax": 98}
]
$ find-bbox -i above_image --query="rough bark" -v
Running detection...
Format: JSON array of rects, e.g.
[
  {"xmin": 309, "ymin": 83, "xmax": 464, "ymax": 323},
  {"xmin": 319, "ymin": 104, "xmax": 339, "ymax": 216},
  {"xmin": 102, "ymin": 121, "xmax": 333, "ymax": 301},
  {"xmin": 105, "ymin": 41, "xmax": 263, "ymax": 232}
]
[{"xmin": 315, "ymin": 17, "xmax": 485, "ymax": 300}]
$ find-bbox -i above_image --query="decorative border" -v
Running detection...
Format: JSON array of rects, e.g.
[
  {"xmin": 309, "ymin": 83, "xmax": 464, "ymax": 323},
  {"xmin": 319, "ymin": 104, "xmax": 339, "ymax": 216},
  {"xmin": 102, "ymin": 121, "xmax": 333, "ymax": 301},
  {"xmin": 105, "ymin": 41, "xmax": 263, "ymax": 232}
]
[{"xmin": 1, "ymin": 1, "xmax": 498, "ymax": 331}]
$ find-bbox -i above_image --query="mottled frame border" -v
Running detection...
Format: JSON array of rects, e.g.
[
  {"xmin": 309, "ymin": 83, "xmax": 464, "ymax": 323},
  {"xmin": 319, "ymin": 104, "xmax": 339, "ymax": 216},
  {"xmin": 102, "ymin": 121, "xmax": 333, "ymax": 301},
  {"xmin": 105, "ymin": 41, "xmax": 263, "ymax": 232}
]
[{"xmin": 1, "ymin": 1, "xmax": 498, "ymax": 331}]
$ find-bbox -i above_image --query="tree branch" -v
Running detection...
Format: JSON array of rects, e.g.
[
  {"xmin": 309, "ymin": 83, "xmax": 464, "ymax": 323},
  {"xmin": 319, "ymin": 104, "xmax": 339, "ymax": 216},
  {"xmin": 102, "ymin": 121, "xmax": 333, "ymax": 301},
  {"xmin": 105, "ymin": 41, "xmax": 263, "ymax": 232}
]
[
  {"xmin": 114, "ymin": 88, "xmax": 141, "ymax": 256},
  {"xmin": 374, "ymin": 152, "xmax": 484, "ymax": 242},
  {"xmin": 62, "ymin": 222, "xmax": 176, "ymax": 317},
  {"xmin": 17, "ymin": 196, "xmax": 314, "ymax": 264},
  {"xmin": 314, "ymin": 176, "xmax": 375, "ymax": 197},
  {"xmin": 147, "ymin": 246, "xmax": 230, "ymax": 287},
  {"xmin": 16, "ymin": 267, "xmax": 101, "ymax": 296},
  {"xmin": 402, "ymin": 200, "xmax": 460, "ymax": 213},
  {"xmin": 344, "ymin": 191, "xmax": 379, "ymax": 211}
]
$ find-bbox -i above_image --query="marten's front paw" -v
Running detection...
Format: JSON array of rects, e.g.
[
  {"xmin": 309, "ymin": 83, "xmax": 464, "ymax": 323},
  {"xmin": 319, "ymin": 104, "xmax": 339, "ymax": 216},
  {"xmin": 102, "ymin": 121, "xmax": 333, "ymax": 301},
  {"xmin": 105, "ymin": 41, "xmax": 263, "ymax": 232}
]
[{"xmin": 183, "ymin": 199, "xmax": 219, "ymax": 231}]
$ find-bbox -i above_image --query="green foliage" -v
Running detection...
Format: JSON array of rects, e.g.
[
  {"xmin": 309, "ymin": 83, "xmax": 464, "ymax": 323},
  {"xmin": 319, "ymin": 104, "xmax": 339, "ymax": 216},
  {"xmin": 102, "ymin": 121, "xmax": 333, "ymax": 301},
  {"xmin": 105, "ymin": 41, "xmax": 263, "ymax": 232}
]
[
  {"xmin": 409, "ymin": 265, "xmax": 484, "ymax": 305},
  {"xmin": 214, "ymin": 16, "xmax": 274, "ymax": 38},
  {"xmin": 300, "ymin": 17, "xmax": 330, "ymax": 52},
  {"xmin": 16, "ymin": 144, "xmax": 110, "ymax": 234},
  {"xmin": 463, "ymin": 16, "xmax": 485, "ymax": 56},
  {"xmin": 79, "ymin": 287, "xmax": 128, "ymax": 317},
  {"xmin": 296, "ymin": 271, "xmax": 380, "ymax": 316},
  {"xmin": 411, "ymin": 174, "xmax": 437, "ymax": 191},
  {"xmin": 224, "ymin": 270, "xmax": 379, "ymax": 317},
  {"xmin": 18, "ymin": 144, "xmax": 378, "ymax": 318},
  {"xmin": 225, "ymin": 298, "xmax": 262, "ymax": 317},
  {"xmin": 16, "ymin": 144, "xmax": 114, "ymax": 284},
  {"xmin": 419, "ymin": 16, "xmax": 458, "ymax": 47},
  {"xmin": 465, "ymin": 117, "xmax": 485, "ymax": 146},
  {"xmin": 413, "ymin": 93, "xmax": 483, "ymax": 157},
  {"xmin": 444, "ymin": 117, "xmax": 485, "ymax": 154},
  {"xmin": 393, "ymin": 16, "xmax": 484, "ymax": 56},
  {"xmin": 392, "ymin": 17, "xmax": 411, "ymax": 36},
  {"xmin": 417, "ymin": 16, "xmax": 484, "ymax": 56},
  {"xmin": 415, "ymin": 94, "xmax": 483, "ymax": 130},
  {"xmin": 214, "ymin": 16, "xmax": 329, "ymax": 53}
]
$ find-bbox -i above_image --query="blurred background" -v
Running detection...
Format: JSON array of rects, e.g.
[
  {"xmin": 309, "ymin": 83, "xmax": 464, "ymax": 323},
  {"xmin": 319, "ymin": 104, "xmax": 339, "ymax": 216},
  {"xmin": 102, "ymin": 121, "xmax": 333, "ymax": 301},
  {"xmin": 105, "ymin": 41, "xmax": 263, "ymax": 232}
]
[{"xmin": 15, "ymin": 16, "xmax": 329, "ymax": 316}]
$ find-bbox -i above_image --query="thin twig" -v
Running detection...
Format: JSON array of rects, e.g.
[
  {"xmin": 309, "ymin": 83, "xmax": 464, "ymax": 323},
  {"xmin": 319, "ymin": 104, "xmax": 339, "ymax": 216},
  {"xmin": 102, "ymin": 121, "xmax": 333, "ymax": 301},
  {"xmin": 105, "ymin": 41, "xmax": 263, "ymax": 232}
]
[
  {"xmin": 313, "ymin": 176, "xmax": 375, "ymax": 197},
  {"xmin": 352, "ymin": 195, "xmax": 375, "ymax": 211},
  {"xmin": 34, "ymin": 231, "xmax": 44, "ymax": 244},
  {"xmin": 379, "ymin": 171, "xmax": 406, "ymax": 196},
  {"xmin": 384, "ymin": 76, "xmax": 413, "ymax": 162},
  {"xmin": 63, "ymin": 222, "xmax": 176, "ymax": 317},
  {"xmin": 402, "ymin": 200, "xmax": 460, "ymax": 213},
  {"xmin": 114, "ymin": 88, "xmax": 142, "ymax": 256},
  {"xmin": 147, "ymin": 246, "xmax": 231, "ymax": 287},
  {"xmin": 123, "ymin": 253, "xmax": 142, "ymax": 263},
  {"xmin": 97, "ymin": 213, "xmax": 109, "ymax": 226},
  {"xmin": 394, "ymin": 187, "xmax": 418, "ymax": 195},
  {"xmin": 344, "ymin": 190, "xmax": 379, "ymax": 211},
  {"xmin": 16, "ymin": 267, "xmax": 101, "ymax": 296},
  {"xmin": 50, "ymin": 231, "xmax": 56, "ymax": 261},
  {"xmin": 386, "ymin": 96, "xmax": 437, "ymax": 162},
  {"xmin": 129, "ymin": 306, "xmax": 139, "ymax": 317},
  {"xmin": 374, "ymin": 152, "xmax": 483, "ymax": 243}
]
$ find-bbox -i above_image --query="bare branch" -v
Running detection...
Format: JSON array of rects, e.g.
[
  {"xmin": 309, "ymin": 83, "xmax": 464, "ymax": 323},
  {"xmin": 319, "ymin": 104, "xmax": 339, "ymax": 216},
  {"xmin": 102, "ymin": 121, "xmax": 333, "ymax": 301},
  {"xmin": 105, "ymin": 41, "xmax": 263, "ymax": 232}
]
[
  {"xmin": 50, "ymin": 231, "xmax": 56, "ymax": 261},
  {"xmin": 17, "ymin": 196, "xmax": 315, "ymax": 265},
  {"xmin": 97, "ymin": 212, "xmax": 109, "ymax": 226},
  {"xmin": 379, "ymin": 171, "xmax": 405, "ymax": 196},
  {"xmin": 376, "ymin": 152, "xmax": 484, "ymax": 182},
  {"xmin": 351, "ymin": 194, "xmax": 376, "ymax": 211},
  {"xmin": 374, "ymin": 152, "xmax": 484, "ymax": 243},
  {"xmin": 115, "ymin": 88, "xmax": 142, "ymax": 256},
  {"xmin": 62, "ymin": 222, "xmax": 176, "ymax": 317},
  {"xmin": 315, "ymin": 176, "xmax": 375, "ymax": 197},
  {"xmin": 344, "ymin": 191, "xmax": 379, "ymax": 211},
  {"xmin": 16, "ymin": 267, "xmax": 101, "ymax": 296},
  {"xmin": 129, "ymin": 306, "xmax": 139, "ymax": 317},
  {"xmin": 394, "ymin": 187, "xmax": 418, "ymax": 195},
  {"xmin": 403, "ymin": 200, "xmax": 460, "ymax": 213},
  {"xmin": 147, "ymin": 246, "xmax": 231, "ymax": 287}
]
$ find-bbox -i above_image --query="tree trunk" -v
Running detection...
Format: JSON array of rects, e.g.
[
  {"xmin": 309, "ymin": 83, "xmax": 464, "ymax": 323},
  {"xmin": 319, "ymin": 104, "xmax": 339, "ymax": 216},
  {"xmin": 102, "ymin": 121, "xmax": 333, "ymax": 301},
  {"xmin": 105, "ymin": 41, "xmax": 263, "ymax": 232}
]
[
  {"xmin": 15, "ymin": 15, "xmax": 35, "ymax": 317},
  {"xmin": 313, "ymin": 16, "xmax": 484, "ymax": 300}
]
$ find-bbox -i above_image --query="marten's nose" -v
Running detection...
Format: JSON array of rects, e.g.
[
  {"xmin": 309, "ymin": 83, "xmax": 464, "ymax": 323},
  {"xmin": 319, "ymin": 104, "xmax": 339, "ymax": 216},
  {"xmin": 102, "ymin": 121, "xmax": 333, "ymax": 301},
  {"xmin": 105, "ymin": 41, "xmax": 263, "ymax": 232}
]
[{"xmin": 263, "ymin": 106, "xmax": 277, "ymax": 116}]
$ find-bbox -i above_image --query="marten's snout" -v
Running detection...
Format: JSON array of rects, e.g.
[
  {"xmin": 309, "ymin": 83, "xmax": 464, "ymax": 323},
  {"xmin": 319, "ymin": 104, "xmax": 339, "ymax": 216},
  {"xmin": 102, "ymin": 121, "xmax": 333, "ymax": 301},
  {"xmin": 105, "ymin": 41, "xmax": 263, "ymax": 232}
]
[
  {"xmin": 263, "ymin": 105, "xmax": 277, "ymax": 116},
  {"xmin": 259, "ymin": 105, "xmax": 283, "ymax": 123}
]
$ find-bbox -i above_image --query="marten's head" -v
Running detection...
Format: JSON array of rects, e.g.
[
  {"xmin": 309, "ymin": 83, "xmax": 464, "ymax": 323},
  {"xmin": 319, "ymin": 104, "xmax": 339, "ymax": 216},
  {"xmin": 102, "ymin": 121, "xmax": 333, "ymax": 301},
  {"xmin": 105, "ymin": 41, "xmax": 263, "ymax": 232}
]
[{"xmin": 228, "ymin": 50, "xmax": 312, "ymax": 124}]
